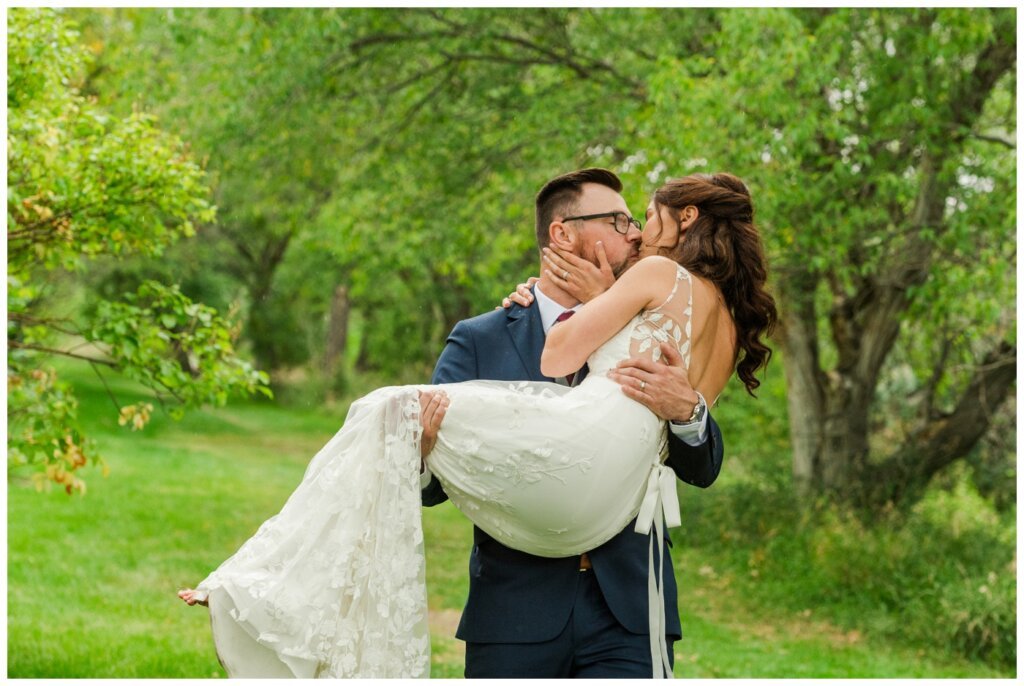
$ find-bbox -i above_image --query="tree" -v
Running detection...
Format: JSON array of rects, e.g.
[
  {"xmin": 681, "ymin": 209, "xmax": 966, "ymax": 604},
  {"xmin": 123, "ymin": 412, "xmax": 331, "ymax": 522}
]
[
  {"xmin": 329, "ymin": 7, "xmax": 1016, "ymax": 507},
  {"xmin": 73, "ymin": 9, "xmax": 350, "ymax": 371},
  {"xmin": 630, "ymin": 8, "xmax": 1015, "ymax": 507},
  {"xmin": 77, "ymin": 9, "xmax": 726, "ymax": 378},
  {"xmin": 66, "ymin": 8, "xmax": 1015, "ymax": 508},
  {"xmin": 7, "ymin": 8, "xmax": 270, "ymax": 493}
]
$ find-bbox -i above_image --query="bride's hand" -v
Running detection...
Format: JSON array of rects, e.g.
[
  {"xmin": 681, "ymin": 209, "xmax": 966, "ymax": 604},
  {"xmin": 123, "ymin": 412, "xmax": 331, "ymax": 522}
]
[
  {"xmin": 418, "ymin": 390, "xmax": 449, "ymax": 462},
  {"xmin": 496, "ymin": 277, "xmax": 540, "ymax": 309},
  {"xmin": 542, "ymin": 243, "xmax": 615, "ymax": 303}
]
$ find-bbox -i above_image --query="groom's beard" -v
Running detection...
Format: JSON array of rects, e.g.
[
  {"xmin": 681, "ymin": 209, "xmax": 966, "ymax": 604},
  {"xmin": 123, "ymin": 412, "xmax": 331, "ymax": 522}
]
[
  {"xmin": 582, "ymin": 244, "xmax": 639, "ymax": 280},
  {"xmin": 610, "ymin": 250, "xmax": 641, "ymax": 279},
  {"xmin": 614, "ymin": 250, "xmax": 638, "ymax": 278}
]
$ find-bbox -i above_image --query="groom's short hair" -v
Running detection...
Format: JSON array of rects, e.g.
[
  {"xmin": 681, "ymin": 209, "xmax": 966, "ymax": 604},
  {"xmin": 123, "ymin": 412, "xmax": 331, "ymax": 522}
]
[{"xmin": 535, "ymin": 168, "xmax": 623, "ymax": 250}]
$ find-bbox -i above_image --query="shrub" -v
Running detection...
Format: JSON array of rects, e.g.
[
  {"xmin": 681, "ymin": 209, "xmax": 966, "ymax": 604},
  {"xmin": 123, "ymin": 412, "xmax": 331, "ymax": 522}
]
[{"xmin": 676, "ymin": 461, "xmax": 1016, "ymax": 668}]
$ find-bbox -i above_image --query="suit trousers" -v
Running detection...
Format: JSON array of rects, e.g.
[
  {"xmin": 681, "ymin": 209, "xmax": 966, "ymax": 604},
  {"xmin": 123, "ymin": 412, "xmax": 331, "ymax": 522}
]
[{"xmin": 464, "ymin": 569, "xmax": 675, "ymax": 678}]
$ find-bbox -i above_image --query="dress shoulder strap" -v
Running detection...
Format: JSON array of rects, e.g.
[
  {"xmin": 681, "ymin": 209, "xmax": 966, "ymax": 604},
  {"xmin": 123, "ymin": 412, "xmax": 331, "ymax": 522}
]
[
  {"xmin": 633, "ymin": 264, "xmax": 694, "ymax": 370},
  {"xmin": 648, "ymin": 264, "xmax": 693, "ymax": 315}
]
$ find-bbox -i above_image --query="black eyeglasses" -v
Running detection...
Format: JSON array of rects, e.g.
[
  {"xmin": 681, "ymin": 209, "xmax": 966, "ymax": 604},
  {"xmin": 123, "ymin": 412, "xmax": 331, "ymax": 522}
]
[{"xmin": 562, "ymin": 211, "xmax": 643, "ymax": 234}]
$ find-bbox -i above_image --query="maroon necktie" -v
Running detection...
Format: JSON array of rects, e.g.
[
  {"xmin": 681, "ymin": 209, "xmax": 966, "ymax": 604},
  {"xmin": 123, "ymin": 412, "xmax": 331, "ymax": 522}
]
[{"xmin": 554, "ymin": 309, "xmax": 578, "ymax": 386}]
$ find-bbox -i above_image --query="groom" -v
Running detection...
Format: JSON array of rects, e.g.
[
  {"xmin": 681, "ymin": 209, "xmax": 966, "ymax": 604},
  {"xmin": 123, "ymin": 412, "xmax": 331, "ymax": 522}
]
[{"xmin": 421, "ymin": 168, "xmax": 723, "ymax": 677}]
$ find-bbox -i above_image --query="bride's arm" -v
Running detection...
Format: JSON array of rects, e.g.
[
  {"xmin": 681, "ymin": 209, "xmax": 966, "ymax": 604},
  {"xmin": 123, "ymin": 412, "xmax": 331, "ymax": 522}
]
[{"xmin": 540, "ymin": 256, "xmax": 680, "ymax": 378}]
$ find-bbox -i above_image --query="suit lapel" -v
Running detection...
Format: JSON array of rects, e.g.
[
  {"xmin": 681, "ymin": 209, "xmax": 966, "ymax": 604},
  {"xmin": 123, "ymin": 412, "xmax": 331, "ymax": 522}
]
[{"xmin": 506, "ymin": 300, "xmax": 552, "ymax": 383}]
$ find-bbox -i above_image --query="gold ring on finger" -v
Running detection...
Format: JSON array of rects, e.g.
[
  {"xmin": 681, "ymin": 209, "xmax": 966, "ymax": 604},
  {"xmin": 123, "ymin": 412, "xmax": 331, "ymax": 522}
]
[{"xmin": 639, "ymin": 380, "xmax": 646, "ymax": 391}]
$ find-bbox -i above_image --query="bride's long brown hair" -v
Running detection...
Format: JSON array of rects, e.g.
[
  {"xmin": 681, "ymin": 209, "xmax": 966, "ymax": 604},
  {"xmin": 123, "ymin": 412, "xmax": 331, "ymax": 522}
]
[{"xmin": 651, "ymin": 173, "xmax": 777, "ymax": 396}]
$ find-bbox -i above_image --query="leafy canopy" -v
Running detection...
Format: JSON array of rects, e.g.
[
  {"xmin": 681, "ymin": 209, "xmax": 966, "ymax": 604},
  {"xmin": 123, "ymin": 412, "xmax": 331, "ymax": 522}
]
[{"xmin": 8, "ymin": 8, "xmax": 270, "ymax": 494}]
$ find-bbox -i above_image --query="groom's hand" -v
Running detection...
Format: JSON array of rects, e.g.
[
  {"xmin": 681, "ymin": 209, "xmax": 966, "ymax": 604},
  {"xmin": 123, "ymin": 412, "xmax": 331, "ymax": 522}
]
[
  {"xmin": 607, "ymin": 342, "xmax": 698, "ymax": 422},
  {"xmin": 418, "ymin": 390, "xmax": 450, "ymax": 465}
]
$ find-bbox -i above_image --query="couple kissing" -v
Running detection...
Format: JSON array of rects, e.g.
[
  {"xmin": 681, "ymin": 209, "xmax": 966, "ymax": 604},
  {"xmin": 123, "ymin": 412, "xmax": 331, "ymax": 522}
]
[{"xmin": 179, "ymin": 167, "xmax": 776, "ymax": 679}]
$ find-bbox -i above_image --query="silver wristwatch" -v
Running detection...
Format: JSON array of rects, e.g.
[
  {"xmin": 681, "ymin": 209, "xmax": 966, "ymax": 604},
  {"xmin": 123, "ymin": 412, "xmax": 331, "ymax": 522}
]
[{"xmin": 672, "ymin": 391, "xmax": 706, "ymax": 426}]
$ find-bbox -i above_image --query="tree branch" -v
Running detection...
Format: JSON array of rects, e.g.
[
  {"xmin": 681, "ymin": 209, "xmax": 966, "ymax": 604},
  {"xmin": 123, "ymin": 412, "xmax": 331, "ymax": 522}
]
[
  {"xmin": 876, "ymin": 341, "xmax": 1016, "ymax": 506},
  {"xmin": 220, "ymin": 226, "xmax": 260, "ymax": 269},
  {"xmin": 486, "ymin": 29, "xmax": 646, "ymax": 97},
  {"xmin": 7, "ymin": 312, "xmax": 81, "ymax": 337},
  {"xmin": 10, "ymin": 341, "xmax": 117, "ymax": 367},
  {"xmin": 947, "ymin": 18, "xmax": 1016, "ymax": 142},
  {"xmin": 921, "ymin": 331, "xmax": 953, "ymax": 421},
  {"xmin": 851, "ymin": 150, "xmax": 944, "ymax": 393},
  {"xmin": 349, "ymin": 30, "xmax": 462, "ymax": 53},
  {"xmin": 386, "ymin": 65, "xmax": 457, "ymax": 140},
  {"xmin": 969, "ymin": 131, "xmax": 1016, "ymax": 149},
  {"xmin": 89, "ymin": 361, "xmax": 123, "ymax": 415}
]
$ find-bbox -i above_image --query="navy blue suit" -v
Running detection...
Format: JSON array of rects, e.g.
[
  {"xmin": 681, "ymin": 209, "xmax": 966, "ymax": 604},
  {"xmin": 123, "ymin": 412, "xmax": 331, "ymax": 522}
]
[{"xmin": 423, "ymin": 297, "xmax": 723, "ymax": 676}]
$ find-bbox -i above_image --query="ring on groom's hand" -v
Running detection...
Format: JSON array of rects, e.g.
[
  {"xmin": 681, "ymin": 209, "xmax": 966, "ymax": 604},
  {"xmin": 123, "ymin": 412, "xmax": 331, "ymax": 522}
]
[
  {"xmin": 639, "ymin": 380, "xmax": 646, "ymax": 391},
  {"xmin": 563, "ymin": 270, "xmax": 569, "ymax": 280}
]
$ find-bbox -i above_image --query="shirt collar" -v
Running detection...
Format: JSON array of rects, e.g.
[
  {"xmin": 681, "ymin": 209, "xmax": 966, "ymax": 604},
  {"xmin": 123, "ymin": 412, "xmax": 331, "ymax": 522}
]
[{"xmin": 533, "ymin": 282, "xmax": 581, "ymax": 334}]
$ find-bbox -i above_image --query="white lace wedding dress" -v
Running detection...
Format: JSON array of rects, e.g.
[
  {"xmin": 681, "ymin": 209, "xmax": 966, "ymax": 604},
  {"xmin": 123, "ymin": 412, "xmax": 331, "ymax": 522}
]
[{"xmin": 194, "ymin": 265, "xmax": 695, "ymax": 678}]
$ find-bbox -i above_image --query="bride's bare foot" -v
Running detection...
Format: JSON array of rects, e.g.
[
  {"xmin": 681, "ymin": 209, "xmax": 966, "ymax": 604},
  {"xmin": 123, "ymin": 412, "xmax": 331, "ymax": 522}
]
[{"xmin": 178, "ymin": 588, "xmax": 209, "ymax": 606}]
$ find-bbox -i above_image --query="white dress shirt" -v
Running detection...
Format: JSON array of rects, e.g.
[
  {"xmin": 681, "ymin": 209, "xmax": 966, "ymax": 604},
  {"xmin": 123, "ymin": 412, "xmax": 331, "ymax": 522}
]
[{"xmin": 533, "ymin": 282, "xmax": 582, "ymax": 335}]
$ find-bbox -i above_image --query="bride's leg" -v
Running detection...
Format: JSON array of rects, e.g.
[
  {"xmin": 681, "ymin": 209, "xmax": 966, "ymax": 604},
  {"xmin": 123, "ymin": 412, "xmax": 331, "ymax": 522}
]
[{"xmin": 178, "ymin": 588, "xmax": 209, "ymax": 606}]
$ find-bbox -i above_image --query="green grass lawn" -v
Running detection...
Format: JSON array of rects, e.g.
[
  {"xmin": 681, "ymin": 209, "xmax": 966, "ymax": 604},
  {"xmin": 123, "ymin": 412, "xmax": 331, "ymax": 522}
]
[{"xmin": 7, "ymin": 370, "xmax": 1008, "ymax": 677}]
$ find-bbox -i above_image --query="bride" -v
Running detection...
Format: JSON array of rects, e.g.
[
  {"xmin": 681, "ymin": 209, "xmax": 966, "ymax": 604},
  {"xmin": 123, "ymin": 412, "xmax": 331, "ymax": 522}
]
[{"xmin": 178, "ymin": 172, "xmax": 775, "ymax": 678}]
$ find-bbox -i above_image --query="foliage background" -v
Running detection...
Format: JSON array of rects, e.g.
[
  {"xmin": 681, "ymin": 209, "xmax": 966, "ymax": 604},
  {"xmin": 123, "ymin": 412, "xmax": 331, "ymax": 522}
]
[{"xmin": 7, "ymin": 7, "xmax": 1016, "ymax": 677}]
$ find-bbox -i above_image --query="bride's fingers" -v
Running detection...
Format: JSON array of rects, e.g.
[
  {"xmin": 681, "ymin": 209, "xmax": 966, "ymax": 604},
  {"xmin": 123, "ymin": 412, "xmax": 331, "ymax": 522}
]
[
  {"xmin": 544, "ymin": 246, "xmax": 613, "ymax": 302},
  {"xmin": 499, "ymin": 281, "xmax": 536, "ymax": 309},
  {"xmin": 545, "ymin": 268, "xmax": 573, "ymax": 290},
  {"xmin": 594, "ymin": 241, "xmax": 613, "ymax": 274},
  {"xmin": 508, "ymin": 284, "xmax": 533, "ymax": 307},
  {"xmin": 541, "ymin": 247, "xmax": 569, "ymax": 271},
  {"xmin": 542, "ymin": 250, "xmax": 576, "ymax": 280},
  {"xmin": 551, "ymin": 246, "xmax": 592, "ymax": 269}
]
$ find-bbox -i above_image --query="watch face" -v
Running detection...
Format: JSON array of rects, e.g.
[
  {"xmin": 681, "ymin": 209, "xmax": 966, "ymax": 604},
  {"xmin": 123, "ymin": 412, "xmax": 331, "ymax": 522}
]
[{"xmin": 693, "ymin": 395, "xmax": 706, "ymax": 421}]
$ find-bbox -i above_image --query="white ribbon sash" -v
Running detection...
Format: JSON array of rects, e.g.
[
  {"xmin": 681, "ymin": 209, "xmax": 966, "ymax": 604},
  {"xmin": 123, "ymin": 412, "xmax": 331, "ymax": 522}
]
[{"xmin": 634, "ymin": 463, "xmax": 683, "ymax": 678}]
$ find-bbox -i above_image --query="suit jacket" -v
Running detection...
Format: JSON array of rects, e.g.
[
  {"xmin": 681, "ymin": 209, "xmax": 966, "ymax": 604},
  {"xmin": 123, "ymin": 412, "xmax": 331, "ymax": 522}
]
[{"xmin": 423, "ymin": 297, "xmax": 723, "ymax": 643}]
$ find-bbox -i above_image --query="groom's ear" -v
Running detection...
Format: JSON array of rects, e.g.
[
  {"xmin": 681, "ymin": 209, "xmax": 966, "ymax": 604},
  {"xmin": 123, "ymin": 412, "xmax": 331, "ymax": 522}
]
[{"xmin": 549, "ymin": 221, "xmax": 577, "ymax": 251}]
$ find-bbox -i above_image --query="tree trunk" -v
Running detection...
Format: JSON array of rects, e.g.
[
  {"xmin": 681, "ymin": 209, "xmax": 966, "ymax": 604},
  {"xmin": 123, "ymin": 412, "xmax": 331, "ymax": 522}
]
[
  {"xmin": 223, "ymin": 227, "xmax": 295, "ymax": 373},
  {"xmin": 778, "ymin": 269, "xmax": 826, "ymax": 498},
  {"xmin": 323, "ymin": 284, "xmax": 350, "ymax": 393},
  {"xmin": 247, "ymin": 280, "xmax": 279, "ymax": 371}
]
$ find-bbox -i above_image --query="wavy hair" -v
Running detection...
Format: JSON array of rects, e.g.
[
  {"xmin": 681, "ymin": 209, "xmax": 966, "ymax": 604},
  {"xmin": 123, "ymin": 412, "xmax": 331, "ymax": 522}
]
[{"xmin": 651, "ymin": 173, "xmax": 777, "ymax": 396}]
